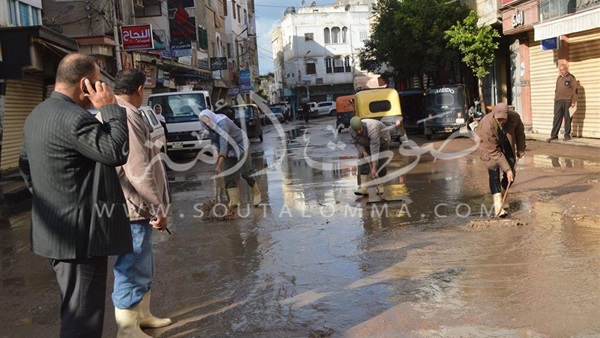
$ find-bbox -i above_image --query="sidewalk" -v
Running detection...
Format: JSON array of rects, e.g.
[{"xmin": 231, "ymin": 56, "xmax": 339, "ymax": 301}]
[{"xmin": 525, "ymin": 131, "xmax": 600, "ymax": 148}]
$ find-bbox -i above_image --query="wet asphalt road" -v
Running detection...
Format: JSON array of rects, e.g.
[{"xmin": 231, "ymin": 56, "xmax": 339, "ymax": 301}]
[{"xmin": 1, "ymin": 116, "xmax": 600, "ymax": 337}]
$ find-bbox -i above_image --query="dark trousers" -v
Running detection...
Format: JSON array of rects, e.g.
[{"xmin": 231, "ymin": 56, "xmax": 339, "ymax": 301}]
[
  {"xmin": 223, "ymin": 154, "xmax": 256, "ymax": 189},
  {"xmin": 51, "ymin": 256, "xmax": 108, "ymax": 338},
  {"xmin": 488, "ymin": 166, "xmax": 515, "ymax": 194},
  {"xmin": 358, "ymin": 142, "xmax": 390, "ymax": 177},
  {"xmin": 550, "ymin": 100, "xmax": 572, "ymax": 138}
]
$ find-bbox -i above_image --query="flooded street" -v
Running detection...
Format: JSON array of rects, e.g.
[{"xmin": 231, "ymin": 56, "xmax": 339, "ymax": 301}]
[{"xmin": 1, "ymin": 117, "xmax": 600, "ymax": 337}]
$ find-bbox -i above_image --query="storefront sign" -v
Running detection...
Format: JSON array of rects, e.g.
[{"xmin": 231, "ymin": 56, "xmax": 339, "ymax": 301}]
[
  {"xmin": 121, "ymin": 24, "xmax": 154, "ymax": 51},
  {"xmin": 511, "ymin": 10, "xmax": 524, "ymax": 28},
  {"xmin": 210, "ymin": 57, "xmax": 227, "ymax": 71},
  {"xmin": 541, "ymin": 37, "xmax": 559, "ymax": 50}
]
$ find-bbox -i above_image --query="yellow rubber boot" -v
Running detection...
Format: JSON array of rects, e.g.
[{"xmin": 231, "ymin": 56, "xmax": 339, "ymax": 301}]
[
  {"xmin": 252, "ymin": 184, "xmax": 262, "ymax": 206},
  {"xmin": 138, "ymin": 291, "xmax": 172, "ymax": 329},
  {"xmin": 354, "ymin": 175, "xmax": 369, "ymax": 196},
  {"xmin": 227, "ymin": 187, "xmax": 240, "ymax": 208},
  {"xmin": 115, "ymin": 307, "xmax": 151, "ymax": 338},
  {"xmin": 493, "ymin": 193, "xmax": 508, "ymax": 217}
]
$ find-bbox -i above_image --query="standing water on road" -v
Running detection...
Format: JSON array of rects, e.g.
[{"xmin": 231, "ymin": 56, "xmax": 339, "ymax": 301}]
[{"xmin": 1, "ymin": 119, "xmax": 599, "ymax": 337}]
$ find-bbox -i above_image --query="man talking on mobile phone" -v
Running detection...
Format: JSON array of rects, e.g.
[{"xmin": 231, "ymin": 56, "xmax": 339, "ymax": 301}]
[{"xmin": 19, "ymin": 53, "xmax": 131, "ymax": 337}]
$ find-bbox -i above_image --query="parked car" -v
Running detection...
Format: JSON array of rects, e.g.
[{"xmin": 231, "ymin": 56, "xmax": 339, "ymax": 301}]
[
  {"xmin": 267, "ymin": 106, "xmax": 287, "ymax": 124},
  {"xmin": 316, "ymin": 101, "xmax": 337, "ymax": 117},
  {"xmin": 89, "ymin": 105, "xmax": 167, "ymax": 153},
  {"xmin": 231, "ymin": 104, "xmax": 264, "ymax": 142},
  {"xmin": 335, "ymin": 95, "xmax": 354, "ymax": 132},
  {"xmin": 307, "ymin": 102, "xmax": 319, "ymax": 118},
  {"xmin": 270, "ymin": 102, "xmax": 291, "ymax": 121},
  {"xmin": 354, "ymin": 88, "xmax": 407, "ymax": 143},
  {"xmin": 423, "ymin": 84, "xmax": 469, "ymax": 140}
]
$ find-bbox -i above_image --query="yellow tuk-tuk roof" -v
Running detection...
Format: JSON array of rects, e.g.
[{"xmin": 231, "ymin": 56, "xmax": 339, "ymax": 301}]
[{"xmin": 354, "ymin": 88, "xmax": 402, "ymax": 118}]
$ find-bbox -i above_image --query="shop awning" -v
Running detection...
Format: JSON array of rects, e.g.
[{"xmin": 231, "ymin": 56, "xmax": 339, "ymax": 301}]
[
  {"xmin": 534, "ymin": 8, "xmax": 600, "ymax": 41},
  {"xmin": 0, "ymin": 26, "xmax": 78, "ymax": 79}
]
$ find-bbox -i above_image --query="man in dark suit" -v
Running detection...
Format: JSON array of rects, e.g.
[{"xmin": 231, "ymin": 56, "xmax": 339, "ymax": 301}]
[{"xmin": 19, "ymin": 53, "xmax": 132, "ymax": 338}]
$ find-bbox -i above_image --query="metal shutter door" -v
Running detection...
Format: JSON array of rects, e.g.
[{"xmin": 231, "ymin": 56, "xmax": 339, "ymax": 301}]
[
  {"xmin": 529, "ymin": 31, "xmax": 557, "ymax": 135},
  {"xmin": 568, "ymin": 28, "xmax": 600, "ymax": 138},
  {"xmin": 1, "ymin": 75, "xmax": 44, "ymax": 171}
]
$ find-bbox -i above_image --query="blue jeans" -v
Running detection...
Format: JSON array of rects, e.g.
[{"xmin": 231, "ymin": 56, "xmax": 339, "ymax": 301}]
[{"xmin": 112, "ymin": 221, "xmax": 154, "ymax": 309}]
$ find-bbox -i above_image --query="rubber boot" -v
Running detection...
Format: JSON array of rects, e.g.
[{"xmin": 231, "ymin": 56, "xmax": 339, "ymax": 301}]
[
  {"xmin": 493, "ymin": 193, "xmax": 508, "ymax": 218},
  {"xmin": 115, "ymin": 307, "xmax": 151, "ymax": 338},
  {"xmin": 252, "ymin": 184, "xmax": 262, "ymax": 207},
  {"xmin": 227, "ymin": 187, "xmax": 240, "ymax": 208},
  {"xmin": 138, "ymin": 291, "xmax": 172, "ymax": 329},
  {"xmin": 354, "ymin": 175, "xmax": 369, "ymax": 196}
]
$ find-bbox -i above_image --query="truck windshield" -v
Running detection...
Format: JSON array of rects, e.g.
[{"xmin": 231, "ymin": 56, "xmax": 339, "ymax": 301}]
[{"xmin": 148, "ymin": 93, "xmax": 208, "ymax": 123}]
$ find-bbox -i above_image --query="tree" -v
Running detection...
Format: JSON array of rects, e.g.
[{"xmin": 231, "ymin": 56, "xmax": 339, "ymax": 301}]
[
  {"xmin": 358, "ymin": 0, "xmax": 469, "ymax": 87},
  {"xmin": 445, "ymin": 10, "xmax": 500, "ymax": 112}
]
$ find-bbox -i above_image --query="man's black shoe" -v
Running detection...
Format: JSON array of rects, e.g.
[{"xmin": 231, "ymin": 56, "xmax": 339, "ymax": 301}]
[
  {"xmin": 564, "ymin": 135, "xmax": 571, "ymax": 141},
  {"xmin": 546, "ymin": 136, "xmax": 558, "ymax": 143}
]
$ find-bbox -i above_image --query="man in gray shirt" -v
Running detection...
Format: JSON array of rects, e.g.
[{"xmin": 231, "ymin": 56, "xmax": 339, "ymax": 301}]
[{"xmin": 350, "ymin": 116, "xmax": 391, "ymax": 196}]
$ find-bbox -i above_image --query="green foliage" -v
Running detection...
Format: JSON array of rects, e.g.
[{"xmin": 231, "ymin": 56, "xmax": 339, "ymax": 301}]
[
  {"xmin": 444, "ymin": 11, "xmax": 500, "ymax": 79},
  {"xmin": 358, "ymin": 0, "xmax": 469, "ymax": 83}
]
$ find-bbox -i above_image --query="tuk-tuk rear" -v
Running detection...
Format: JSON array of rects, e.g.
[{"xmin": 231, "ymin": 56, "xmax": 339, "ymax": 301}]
[
  {"xmin": 354, "ymin": 88, "xmax": 407, "ymax": 142},
  {"xmin": 423, "ymin": 84, "xmax": 469, "ymax": 140},
  {"xmin": 335, "ymin": 95, "xmax": 354, "ymax": 131}
]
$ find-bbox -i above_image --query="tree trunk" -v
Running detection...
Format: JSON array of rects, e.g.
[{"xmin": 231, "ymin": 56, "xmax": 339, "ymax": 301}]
[{"xmin": 478, "ymin": 77, "xmax": 487, "ymax": 114}]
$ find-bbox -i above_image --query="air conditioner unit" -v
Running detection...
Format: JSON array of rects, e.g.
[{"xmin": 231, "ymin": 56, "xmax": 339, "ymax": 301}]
[
  {"xmin": 248, "ymin": 26, "xmax": 255, "ymax": 36},
  {"xmin": 134, "ymin": 0, "xmax": 144, "ymax": 8}
]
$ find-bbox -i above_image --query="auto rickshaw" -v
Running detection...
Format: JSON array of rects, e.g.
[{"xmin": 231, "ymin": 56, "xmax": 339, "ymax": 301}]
[
  {"xmin": 335, "ymin": 95, "xmax": 354, "ymax": 132},
  {"xmin": 423, "ymin": 84, "xmax": 469, "ymax": 140},
  {"xmin": 353, "ymin": 88, "xmax": 407, "ymax": 143}
]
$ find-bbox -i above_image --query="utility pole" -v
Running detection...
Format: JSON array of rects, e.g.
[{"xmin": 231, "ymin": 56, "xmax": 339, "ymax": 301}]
[{"xmin": 113, "ymin": 0, "xmax": 122, "ymax": 71}]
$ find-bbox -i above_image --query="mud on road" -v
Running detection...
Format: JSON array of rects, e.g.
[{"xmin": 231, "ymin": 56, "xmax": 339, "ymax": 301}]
[{"xmin": 1, "ymin": 119, "xmax": 599, "ymax": 337}]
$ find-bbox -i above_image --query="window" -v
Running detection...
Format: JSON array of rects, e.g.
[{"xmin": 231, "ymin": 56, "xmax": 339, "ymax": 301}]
[
  {"xmin": 244, "ymin": 9, "xmax": 247, "ymax": 25},
  {"xmin": 305, "ymin": 33, "xmax": 314, "ymax": 41},
  {"xmin": 32, "ymin": 8, "xmax": 40, "ymax": 25},
  {"xmin": 325, "ymin": 57, "xmax": 332, "ymax": 73},
  {"xmin": 306, "ymin": 62, "xmax": 316, "ymax": 75},
  {"xmin": 134, "ymin": 0, "xmax": 162, "ymax": 17},
  {"xmin": 345, "ymin": 56, "xmax": 352, "ymax": 72},
  {"xmin": 323, "ymin": 28, "xmax": 330, "ymax": 44},
  {"xmin": 331, "ymin": 27, "xmax": 340, "ymax": 43},
  {"xmin": 360, "ymin": 31, "xmax": 368, "ymax": 41},
  {"xmin": 232, "ymin": 0, "xmax": 236, "ymax": 19},
  {"xmin": 19, "ymin": 2, "xmax": 30, "ymax": 26},
  {"xmin": 342, "ymin": 27, "xmax": 348, "ymax": 43},
  {"xmin": 237, "ymin": 5, "xmax": 241, "ymax": 23},
  {"xmin": 227, "ymin": 43, "xmax": 232, "ymax": 58},
  {"xmin": 8, "ymin": 0, "xmax": 18, "ymax": 25},
  {"xmin": 333, "ymin": 57, "xmax": 344, "ymax": 73}
]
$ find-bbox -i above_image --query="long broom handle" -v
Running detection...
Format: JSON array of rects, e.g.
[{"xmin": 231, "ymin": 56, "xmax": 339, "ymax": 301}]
[{"xmin": 496, "ymin": 157, "xmax": 519, "ymax": 217}]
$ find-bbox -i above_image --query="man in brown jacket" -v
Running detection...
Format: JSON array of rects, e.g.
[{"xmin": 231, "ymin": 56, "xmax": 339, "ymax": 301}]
[
  {"xmin": 547, "ymin": 64, "xmax": 577, "ymax": 142},
  {"xmin": 476, "ymin": 103, "xmax": 526, "ymax": 217},
  {"xmin": 109, "ymin": 69, "xmax": 172, "ymax": 337}
]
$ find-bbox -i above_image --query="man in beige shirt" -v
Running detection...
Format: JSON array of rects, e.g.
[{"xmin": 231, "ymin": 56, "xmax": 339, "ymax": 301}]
[{"xmin": 109, "ymin": 68, "xmax": 172, "ymax": 337}]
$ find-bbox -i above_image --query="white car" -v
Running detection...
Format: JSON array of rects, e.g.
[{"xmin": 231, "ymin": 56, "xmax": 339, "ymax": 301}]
[
  {"xmin": 89, "ymin": 105, "xmax": 167, "ymax": 153},
  {"xmin": 316, "ymin": 101, "xmax": 337, "ymax": 117}
]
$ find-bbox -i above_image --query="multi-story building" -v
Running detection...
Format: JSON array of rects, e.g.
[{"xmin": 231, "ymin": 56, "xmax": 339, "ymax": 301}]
[
  {"xmin": 224, "ymin": 0, "xmax": 260, "ymax": 103},
  {"xmin": 500, "ymin": 0, "xmax": 599, "ymax": 138},
  {"xmin": 271, "ymin": 0, "xmax": 375, "ymax": 118}
]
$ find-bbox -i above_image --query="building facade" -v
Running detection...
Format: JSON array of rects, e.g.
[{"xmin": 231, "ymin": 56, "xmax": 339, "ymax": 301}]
[{"xmin": 271, "ymin": 0, "xmax": 375, "ymax": 118}]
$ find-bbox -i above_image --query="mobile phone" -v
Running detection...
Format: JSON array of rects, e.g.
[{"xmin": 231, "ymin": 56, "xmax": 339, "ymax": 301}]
[{"xmin": 82, "ymin": 78, "xmax": 97, "ymax": 94}]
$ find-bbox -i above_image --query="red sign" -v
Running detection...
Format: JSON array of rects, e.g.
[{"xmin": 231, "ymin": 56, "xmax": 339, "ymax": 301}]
[{"xmin": 121, "ymin": 24, "xmax": 154, "ymax": 51}]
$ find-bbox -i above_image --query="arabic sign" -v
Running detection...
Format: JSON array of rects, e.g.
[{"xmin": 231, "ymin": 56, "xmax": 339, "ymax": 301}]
[
  {"xmin": 121, "ymin": 24, "xmax": 154, "ymax": 51},
  {"xmin": 151, "ymin": 29, "xmax": 167, "ymax": 51},
  {"xmin": 239, "ymin": 69, "xmax": 251, "ymax": 86},
  {"xmin": 241, "ymin": 84, "xmax": 254, "ymax": 93},
  {"xmin": 210, "ymin": 57, "xmax": 227, "ymax": 71},
  {"xmin": 227, "ymin": 87, "xmax": 240, "ymax": 96},
  {"xmin": 168, "ymin": 0, "xmax": 197, "ymax": 52}
]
